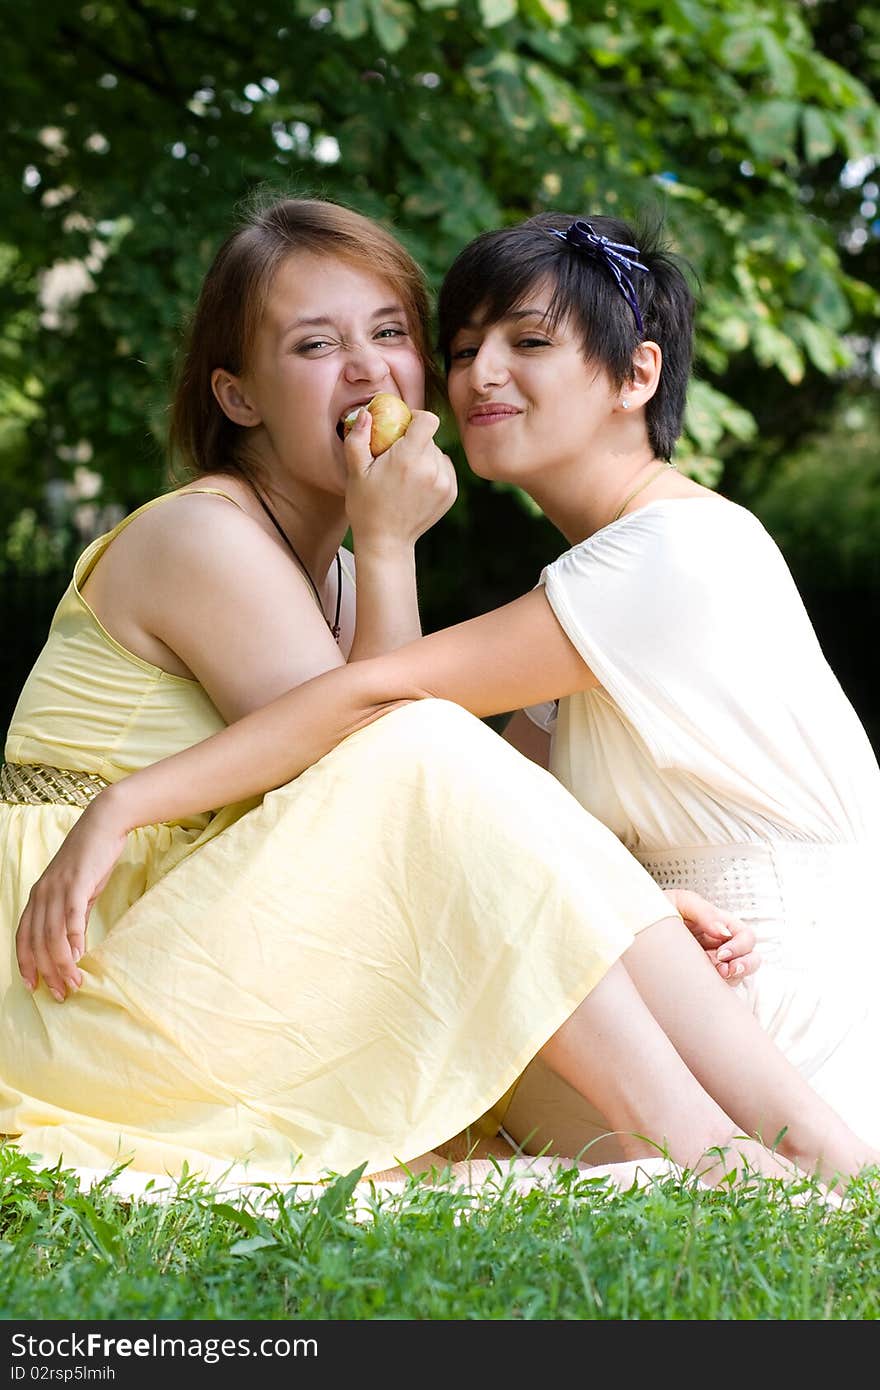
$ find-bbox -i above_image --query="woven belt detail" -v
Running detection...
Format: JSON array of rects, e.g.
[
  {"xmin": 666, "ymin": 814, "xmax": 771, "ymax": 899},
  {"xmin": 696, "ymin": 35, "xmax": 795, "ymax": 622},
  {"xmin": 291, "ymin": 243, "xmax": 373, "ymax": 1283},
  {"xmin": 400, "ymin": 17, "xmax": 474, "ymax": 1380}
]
[
  {"xmin": 0, "ymin": 762, "xmax": 109, "ymax": 807},
  {"xmin": 636, "ymin": 841, "xmax": 872, "ymax": 960}
]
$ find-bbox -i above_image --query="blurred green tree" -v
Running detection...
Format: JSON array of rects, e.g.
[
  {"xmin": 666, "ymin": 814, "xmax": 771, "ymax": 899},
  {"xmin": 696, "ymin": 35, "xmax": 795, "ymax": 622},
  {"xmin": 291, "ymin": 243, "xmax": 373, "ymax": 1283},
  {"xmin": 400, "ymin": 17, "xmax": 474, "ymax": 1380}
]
[
  {"xmin": 1, "ymin": 0, "xmax": 878, "ymax": 613},
  {"xmin": 720, "ymin": 2, "xmax": 880, "ymax": 585}
]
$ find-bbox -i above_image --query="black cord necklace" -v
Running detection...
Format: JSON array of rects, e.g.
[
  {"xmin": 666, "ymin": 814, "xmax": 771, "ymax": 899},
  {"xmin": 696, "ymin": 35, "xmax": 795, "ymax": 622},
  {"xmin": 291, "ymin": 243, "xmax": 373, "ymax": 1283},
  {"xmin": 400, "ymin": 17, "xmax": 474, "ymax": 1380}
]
[{"xmin": 251, "ymin": 486, "xmax": 343, "ymax": 642}]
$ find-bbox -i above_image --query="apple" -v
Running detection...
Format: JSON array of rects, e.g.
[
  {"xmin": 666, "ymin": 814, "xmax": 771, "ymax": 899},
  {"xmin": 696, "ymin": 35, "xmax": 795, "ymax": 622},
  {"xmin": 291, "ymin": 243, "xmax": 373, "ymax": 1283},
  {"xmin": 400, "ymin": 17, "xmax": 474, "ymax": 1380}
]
[{"xmin": 343, "ymin": 392, "xmax": 413, "ymax": 456}]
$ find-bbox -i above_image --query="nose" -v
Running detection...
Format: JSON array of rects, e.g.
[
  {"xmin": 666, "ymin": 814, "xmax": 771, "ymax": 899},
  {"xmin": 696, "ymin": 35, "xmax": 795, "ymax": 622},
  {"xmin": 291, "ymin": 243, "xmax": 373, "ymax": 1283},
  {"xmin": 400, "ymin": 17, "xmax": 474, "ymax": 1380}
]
[
  {"xmin": 468, "ymin": 337, "xmax": 510, "ymax": 393},
  {"xmin": 342, "ymin": 339, "xmax": 391, "ymax": 386}
]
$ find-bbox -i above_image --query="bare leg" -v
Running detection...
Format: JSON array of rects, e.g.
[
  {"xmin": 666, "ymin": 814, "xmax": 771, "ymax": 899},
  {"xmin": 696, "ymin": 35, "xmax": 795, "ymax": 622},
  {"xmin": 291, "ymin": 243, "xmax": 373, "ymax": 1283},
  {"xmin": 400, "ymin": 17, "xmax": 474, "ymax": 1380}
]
[
  {"xmin": 621, "ymin": 917, "xmax": 879, "ymax": 1185},
  {"xmin": 537, "ymin": 940, "xmax": 801, "ymax": 1187},
  {"xmin": 368, "ymin": 917, "xmax": 878, "ymax": 1193}
]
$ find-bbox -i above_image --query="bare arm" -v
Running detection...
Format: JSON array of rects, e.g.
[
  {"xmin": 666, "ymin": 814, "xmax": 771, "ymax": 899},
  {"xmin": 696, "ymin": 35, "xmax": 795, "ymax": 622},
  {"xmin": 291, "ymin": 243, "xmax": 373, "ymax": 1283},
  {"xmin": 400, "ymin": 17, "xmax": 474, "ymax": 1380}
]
[
  {"xmin": 17, "ymin": 586, "xmax": 598, "ymax": 998},
  {"xmin": 104, "ymin": 587, "xmax": 596, "ymax": 830},
  {"xmin": 123, "ymin": 498, "xmax": 347, "ymax": 721},
  {"xmin": 83, "ymin": 410, "xmax": 457, "ymax": 722},
  {"xmin": 344, "ymin": 408, "xmax": 457, "ymax": 660}
]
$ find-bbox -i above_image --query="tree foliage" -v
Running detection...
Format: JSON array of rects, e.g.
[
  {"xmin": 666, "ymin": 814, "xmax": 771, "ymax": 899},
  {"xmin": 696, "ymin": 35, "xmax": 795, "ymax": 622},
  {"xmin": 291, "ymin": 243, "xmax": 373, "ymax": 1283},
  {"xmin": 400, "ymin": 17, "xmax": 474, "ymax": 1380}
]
[{"xmin": 2, "ymin": 1, "xmax": 879, "ymax": 595}]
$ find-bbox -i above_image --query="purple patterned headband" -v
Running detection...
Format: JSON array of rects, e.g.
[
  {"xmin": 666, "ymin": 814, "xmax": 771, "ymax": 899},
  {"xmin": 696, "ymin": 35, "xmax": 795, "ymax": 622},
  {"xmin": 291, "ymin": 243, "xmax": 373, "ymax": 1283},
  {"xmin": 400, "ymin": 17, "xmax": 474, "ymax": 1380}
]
[{"xmin": 546, "ymin": 220, "xmax": 648, "ymax": 334}]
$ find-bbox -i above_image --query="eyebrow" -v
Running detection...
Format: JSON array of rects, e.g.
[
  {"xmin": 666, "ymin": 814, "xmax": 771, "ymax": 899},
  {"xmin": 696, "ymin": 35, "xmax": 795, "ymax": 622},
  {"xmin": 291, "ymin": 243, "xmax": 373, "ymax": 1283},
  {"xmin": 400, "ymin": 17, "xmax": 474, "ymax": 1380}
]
[
  {"xmin": 456, "ymin": 306, "xmax": 550, "ymax": 330},
  {"xmin": 280, "ymin": 305, "xmax": 407, "ymax": 335}
]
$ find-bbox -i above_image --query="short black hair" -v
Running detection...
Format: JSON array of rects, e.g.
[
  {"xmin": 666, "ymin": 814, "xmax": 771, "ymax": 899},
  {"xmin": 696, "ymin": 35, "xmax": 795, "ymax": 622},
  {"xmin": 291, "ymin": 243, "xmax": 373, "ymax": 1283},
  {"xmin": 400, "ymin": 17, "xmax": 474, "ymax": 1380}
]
[{"xmin": 437, "ymin": 212, "xmax": 696, "ymax": 461}]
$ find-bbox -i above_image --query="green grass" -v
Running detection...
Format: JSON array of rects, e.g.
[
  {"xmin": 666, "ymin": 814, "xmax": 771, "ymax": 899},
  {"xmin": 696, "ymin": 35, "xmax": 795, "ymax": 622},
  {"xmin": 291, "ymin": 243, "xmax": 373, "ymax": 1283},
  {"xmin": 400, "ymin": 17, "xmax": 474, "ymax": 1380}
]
[{"xmin": 1, "ymin": 1144, "xmax": 878, "ymax": 1321}]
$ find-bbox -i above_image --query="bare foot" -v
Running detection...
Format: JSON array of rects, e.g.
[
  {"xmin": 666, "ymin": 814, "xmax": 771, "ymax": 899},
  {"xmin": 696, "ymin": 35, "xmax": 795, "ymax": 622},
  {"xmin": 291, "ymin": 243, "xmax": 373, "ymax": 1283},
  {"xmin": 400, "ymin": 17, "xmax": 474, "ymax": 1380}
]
[
  {"xmin": 434, "ymin": 1129, "xmax": 518, "ymax": 1163},
  {"xmin": 690, "ymin": 1135, "xmax": 805, "ymax": 1187},
  {"xmin": 361, "ymin": 1150, "xmax": 450, "ymax": 1184}
]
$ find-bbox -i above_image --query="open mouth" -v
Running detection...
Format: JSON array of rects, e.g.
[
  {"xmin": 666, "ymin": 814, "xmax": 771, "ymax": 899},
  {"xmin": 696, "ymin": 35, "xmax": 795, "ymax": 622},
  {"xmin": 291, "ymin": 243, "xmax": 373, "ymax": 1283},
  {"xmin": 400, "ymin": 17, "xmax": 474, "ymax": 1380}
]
[{"xmin": 336, "ymin": 399, "xmax": 374, "ymax": 441}]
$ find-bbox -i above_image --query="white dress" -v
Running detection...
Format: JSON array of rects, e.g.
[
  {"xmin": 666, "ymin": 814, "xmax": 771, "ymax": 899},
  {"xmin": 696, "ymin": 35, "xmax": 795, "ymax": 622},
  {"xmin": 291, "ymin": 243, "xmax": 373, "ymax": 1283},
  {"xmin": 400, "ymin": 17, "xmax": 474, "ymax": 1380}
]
[{"xmin": 505, "ymin": 497, "xmax": 880, "ymax": 1154}]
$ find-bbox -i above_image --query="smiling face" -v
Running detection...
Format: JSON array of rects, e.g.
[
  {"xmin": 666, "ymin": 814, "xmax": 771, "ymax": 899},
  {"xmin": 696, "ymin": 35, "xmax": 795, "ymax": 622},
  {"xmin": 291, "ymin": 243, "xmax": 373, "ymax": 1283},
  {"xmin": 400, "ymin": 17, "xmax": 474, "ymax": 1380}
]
[
  {"xmin": 227, "ymin": 251, "xmax": 426, "ymax": 493},
  {"xmin": 446, "ymin": 283, "xmax": 619, "ymax": 487}
]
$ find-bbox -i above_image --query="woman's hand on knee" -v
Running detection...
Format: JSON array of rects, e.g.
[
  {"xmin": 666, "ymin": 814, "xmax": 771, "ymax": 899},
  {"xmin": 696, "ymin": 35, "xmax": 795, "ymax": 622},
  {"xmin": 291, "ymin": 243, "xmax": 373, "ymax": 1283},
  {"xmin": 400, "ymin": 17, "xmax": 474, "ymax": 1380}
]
[
  {"xmin": 16, "ymin": 795, "xmax": 129, "ymax": 1002},
  {"xmin": 664, "ymin": 888, "xmax": 760, "ymax": 984}
]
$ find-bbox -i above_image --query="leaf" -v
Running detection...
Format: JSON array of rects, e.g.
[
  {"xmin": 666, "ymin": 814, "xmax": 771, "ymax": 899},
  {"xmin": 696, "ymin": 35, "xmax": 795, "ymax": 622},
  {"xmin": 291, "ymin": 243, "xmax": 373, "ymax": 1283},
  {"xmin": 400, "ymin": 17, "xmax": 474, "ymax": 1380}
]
[
  {"xmin": 308, "ymin": 1162, "xmax": 368, "ymax": 1239},
  {"xmin": 334, "ymin": 0, "xmax": 368, "ymax": 40},
  {"xmin": 229, "ymin": 1234, "xmax": 278, "ymax": 1256},
  {"xmin": 801, "ymin": 107, "xmax": 836, "ymax": 163},
  {"xmin": 791, "ymin": 315, "xmax": 851, "ymax": 375},
  {"xmin": 685, "ymin": 380, "xmax": 757, "ymax": 453},
  {"xmin": 367, "ymin": 0, "xmax": 413, "ymax": 52},
  {"xmin": 832, "ymin": 108, "xmax": 880, "ymax": 161},
  {"xmin": 756, "ymin": 29, "xmax": 797, "ymax": 97},
  {"xmin": 485, "ymin": 52, "xmax": 535, "ymax": 132},
  {"xmin": 735, "ymin": 99, "xmax": 801, "ymax": 163},
  {"xmin": 524, "ymin": 63, "xmax": 591, "ymax": 140},
  {"xmin": 718, "ymin": 26, "xmax": 759, "ymax": 72},
  {"xmin": 522, "ymin": 0, "xmax": 570, "ymax": 24},
  {"xmin": 212, "ymin": 1202, "xmax": 260, "ymax": 1235},
  {"xmin": 660, "ymin": 0, "xmax": 714, "ymax": 36},
  {"xmin": 752, "ymin": 321, "xmax": 804, "ymax": 384},
  {"xmin": 75, "ymin": 1207, "xmax": 122, "ymax": 1262},
  {"xmin": 791, "ymin": 264, "xmax": 852, "ymax": 331},
  {"xmin": 711, "ymin": 313, "xmax": 750, "ymax": 354},
  {"xmin": 319, "ymin": 1162, "xmax": 368, "ymax": 1217},
  {"xmin": 479, "ymin": 0, "xmax": 518, "ymax": 27}
]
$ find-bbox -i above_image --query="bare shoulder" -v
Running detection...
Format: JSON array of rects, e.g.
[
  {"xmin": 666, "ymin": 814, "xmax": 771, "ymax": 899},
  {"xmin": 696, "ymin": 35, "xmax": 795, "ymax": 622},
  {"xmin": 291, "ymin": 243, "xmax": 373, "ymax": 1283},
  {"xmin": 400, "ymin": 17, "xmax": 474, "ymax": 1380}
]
[
  {"xmin": 115, "ymin": 483, "xmax": 266, "ymax": 568},
  {"xmin": 82, "ymin": 484, "xmax": 280, "ymax": 615}
]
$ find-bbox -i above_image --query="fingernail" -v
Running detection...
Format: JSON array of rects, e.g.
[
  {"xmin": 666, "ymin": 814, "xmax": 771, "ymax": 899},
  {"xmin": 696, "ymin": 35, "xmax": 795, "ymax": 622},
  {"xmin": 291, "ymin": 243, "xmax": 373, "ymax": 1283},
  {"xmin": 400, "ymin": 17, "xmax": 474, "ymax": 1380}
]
[
  {"xmin": 52, "ymin": 990, "xmax": 65, "ymax": 1003},
  {"xmin": 357, "ymin": 408, "xmax": 370, "ymax": 430},
  {"xmin": 714, "ymin": 922, "xmax": 732, "ymax": 938},
  {"xmin": 72, "ymin": 948, "xmax": 82, "ymax": 963},
  {"xmin": 23, "ymin": 980, "xmax": 34, "ymax": 992},
  {"xmin": 716, "ymin": 947, "xmax": 732, "ymax": 962},
  {"xmin": 733, "ymin": 962, "xmax": 744, "ymax": 977}
]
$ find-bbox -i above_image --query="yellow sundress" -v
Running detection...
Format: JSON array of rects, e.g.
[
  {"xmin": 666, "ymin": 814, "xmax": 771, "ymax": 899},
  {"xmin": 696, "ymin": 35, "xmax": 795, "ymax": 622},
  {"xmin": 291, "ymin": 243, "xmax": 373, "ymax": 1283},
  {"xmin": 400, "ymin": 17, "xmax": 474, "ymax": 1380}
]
[{"xmin": 0, "ymin": 490, "xmax": 672, "ymax": 1184}]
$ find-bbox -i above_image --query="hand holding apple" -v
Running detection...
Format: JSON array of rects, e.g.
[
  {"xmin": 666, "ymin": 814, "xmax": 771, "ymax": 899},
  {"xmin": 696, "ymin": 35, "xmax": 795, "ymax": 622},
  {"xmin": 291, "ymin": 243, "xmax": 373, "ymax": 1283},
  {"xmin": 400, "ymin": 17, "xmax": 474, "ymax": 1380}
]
[
  {"xmin": 342, "ymin": 402, "xmax": 457, "ymax": 551},
  {"xmin": 343, "ymin": 392, "xmax": 413, "ymax": 457}
]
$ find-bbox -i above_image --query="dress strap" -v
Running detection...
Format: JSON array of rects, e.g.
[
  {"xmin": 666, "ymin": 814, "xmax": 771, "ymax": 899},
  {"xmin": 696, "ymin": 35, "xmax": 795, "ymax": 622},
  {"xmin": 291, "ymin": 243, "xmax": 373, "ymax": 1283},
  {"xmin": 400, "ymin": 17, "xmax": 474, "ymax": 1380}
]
[
  {"xmin": 74, "ymin": 486, "xmax": 247, "ymax": 587},
  {"xmin": 180, "ymin": 486, "xmax": 248, "ymax": 512}
]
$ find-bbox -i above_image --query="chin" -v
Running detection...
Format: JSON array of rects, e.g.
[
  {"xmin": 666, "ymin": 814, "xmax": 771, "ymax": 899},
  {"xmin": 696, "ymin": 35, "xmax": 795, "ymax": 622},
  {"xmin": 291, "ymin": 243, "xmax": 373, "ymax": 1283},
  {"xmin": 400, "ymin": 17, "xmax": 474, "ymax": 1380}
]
[{"xmin": 465, "ymin": 450, "xmax": 519, "ymax": 484}]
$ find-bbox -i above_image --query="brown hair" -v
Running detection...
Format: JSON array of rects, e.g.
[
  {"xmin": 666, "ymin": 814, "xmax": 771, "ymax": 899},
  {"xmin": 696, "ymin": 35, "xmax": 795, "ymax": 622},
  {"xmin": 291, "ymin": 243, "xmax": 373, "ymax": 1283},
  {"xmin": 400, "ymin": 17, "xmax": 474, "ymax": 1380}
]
[{"xmin": 169, "ymin": 196, "xmax": 439, "ymax": 478}]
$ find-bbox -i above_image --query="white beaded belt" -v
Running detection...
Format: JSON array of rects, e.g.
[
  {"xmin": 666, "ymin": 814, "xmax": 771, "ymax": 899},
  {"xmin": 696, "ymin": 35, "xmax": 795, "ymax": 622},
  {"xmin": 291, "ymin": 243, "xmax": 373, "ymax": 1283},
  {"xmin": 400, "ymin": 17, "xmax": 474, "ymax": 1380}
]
[
  {"xmin": 0, "ymin": 761, "xmax": 109, "ymax": 808},
  {"xmin": 636, "ymin": 840, "xmax": 870, "ymax": 951}
]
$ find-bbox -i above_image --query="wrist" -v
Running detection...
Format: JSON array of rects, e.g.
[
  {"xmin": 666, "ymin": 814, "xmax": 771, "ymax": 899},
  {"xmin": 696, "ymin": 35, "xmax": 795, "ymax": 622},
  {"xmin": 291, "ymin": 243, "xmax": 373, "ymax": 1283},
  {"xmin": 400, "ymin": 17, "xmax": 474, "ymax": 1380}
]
[
  {"xmin": 350, "ymin": 533, "xmax": 417, "ymax": 565},
  {"xmin": 93, "ymin": 779, "xmax": 140, "ymax": 836}
]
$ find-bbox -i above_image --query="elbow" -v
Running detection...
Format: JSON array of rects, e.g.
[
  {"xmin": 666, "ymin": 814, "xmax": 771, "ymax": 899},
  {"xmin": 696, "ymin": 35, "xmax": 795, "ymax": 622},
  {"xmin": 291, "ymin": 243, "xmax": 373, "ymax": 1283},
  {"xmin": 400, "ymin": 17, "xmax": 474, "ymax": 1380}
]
[
  {"xmin": 339, "ymin": 658, "xmax": 444, "ymax": 739},
  {"xmin": 347, "ymin": 696, "xmax": 419, "ymax": 737}
]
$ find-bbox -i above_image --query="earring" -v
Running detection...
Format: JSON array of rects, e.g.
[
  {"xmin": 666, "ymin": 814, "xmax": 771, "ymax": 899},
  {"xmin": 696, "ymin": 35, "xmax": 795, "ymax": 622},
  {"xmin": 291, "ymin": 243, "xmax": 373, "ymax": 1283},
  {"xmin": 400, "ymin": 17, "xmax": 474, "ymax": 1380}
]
[{"xmin": 621, "ymin": 399, "xmax": 630, "ymax": 410}]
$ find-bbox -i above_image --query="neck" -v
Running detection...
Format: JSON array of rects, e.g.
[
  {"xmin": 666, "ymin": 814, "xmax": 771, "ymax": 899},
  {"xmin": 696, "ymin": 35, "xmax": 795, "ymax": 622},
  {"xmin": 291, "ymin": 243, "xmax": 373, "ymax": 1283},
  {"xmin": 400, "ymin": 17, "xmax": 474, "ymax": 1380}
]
[
  {"xmin": 528, "ymin": 442, "xmax": 660, "ymax": 546},
  {"xmin": 251, "ymin": 473, "xmax": 348, "ymax": 593}
]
